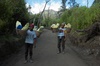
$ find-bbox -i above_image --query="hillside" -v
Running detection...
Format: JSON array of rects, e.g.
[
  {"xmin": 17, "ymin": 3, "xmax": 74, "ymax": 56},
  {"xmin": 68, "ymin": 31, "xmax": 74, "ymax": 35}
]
[{"xmin": 42, "ymin": 9, "xmax": 58, "ymax": 19}]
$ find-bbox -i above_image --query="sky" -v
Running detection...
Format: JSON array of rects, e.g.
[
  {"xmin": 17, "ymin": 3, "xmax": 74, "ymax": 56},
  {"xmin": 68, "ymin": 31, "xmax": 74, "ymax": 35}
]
[{"xmin": 25, "ymin": 0, "xmax": 94, "ymax": 14}]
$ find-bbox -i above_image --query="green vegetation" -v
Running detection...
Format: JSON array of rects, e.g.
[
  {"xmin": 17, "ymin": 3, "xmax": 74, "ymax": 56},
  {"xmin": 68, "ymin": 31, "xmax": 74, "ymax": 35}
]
[
  {"xmin": 0, "ymin": 0, "xmax": 30, "ymax": 35},
  {"xmin": 40, "ymin": 2, "xmax": 100, "ymax": 29},
  {"xmin": 0, "ymin": 0, "xmax": 100, "ymax": 62},
  {"xmin": 60, "ymin": 3, "xmax": 100, "ymax": 30},
  {"xmin": 0, "ymin": 0, "xmax": 30, "ymax": 61},
  {"xmin": 0, "ymin": 0, "xmax": 99, "ymax": 34}
]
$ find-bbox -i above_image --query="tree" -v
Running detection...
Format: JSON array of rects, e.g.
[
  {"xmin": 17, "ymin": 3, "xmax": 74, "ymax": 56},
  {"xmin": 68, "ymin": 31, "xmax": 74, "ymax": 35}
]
[
  {"xmin": 87, "ymin": 0, "xmax": 89, "ymax": 7},
  {"xmin": 68, "ymin": 0, "xmax": 79, "ymax": 8},
  {"xmin": 0, "ymin": 0, "xmax": 30, "ymax": 34},
  {"xmin": 37, "ymin": 0, "xmax": 50, "ymax": 27},
  {"xmin": 61, "ymin": 0, "xmax": 67, "ymax": 11},
  {"xmin": 12, "ymin": 0, "xmax": 29, "ymax": 23},
  {"xmin": 93, "ymin": 0, "xmax": 100, "ymax": 4},
  {"xmin": 57, "ymin": 0, "xmax": 67, "ymax": 18}
]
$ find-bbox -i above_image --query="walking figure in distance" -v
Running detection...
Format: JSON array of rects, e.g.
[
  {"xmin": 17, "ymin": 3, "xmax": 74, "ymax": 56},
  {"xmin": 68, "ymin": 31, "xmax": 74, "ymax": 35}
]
[{"xmin": 57, "ymin": 23, "xmax": 67, "ymax": 54}]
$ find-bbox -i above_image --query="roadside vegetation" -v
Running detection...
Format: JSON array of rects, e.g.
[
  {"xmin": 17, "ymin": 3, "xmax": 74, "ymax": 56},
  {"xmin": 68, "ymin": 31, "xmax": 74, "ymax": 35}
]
[{"xmin": 0, "ymin": 0, "xmax": 100, "ymax": 63}]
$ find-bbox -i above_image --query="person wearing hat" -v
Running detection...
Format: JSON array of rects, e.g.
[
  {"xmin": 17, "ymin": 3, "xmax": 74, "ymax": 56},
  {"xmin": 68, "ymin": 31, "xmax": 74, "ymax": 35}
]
[
  {"xmin": 24, "ymin": 23, "xmax": 37, "ymax": 63},
  {"xmin": 57, "ymin": 22, "xmax": 67, "ymax": 54}
]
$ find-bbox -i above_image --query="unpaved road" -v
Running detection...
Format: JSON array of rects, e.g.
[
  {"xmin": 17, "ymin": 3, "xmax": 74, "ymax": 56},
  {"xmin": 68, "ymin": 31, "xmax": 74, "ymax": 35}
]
[{"xmin": 1, "ymin": 29, "xmax": 88, "ymax": 66}]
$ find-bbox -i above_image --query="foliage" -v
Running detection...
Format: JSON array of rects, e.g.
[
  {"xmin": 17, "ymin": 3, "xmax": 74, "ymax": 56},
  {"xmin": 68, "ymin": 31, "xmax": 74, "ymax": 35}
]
[
  {"xmin": 68, "ymin": 0, "xmax": 79, "ymax": 8},
  {"xmin": 60, "ymin": 3, "xmax": 100, "ymax": 30},
  {"xmin": 0, "ymin": 0, "xmax": 30, "ymax": 35},
  {"xmin": 93, "ymin": 0, "xmax": 100, "ymax": 4},
  {"xmin": 0, "ymin": 0, "xmax": 99, "ymax": 34},
  {"xmin": 61, "ymin": 0, "xmax": 67, "ymax": 11}
]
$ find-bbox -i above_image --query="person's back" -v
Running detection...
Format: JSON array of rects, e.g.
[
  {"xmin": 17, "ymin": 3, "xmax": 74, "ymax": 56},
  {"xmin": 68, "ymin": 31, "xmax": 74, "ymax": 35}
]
[
  {"xmin": 24, "ymin": 23, "xmax": 37, "ymax": 63},
  {"xmin": 25, "ymin": 29, "xmax": 36, "ymax": 44}
]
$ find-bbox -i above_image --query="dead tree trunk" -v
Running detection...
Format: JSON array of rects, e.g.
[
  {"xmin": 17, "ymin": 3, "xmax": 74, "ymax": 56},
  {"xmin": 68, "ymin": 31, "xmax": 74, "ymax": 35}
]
[
  {"xmin": 77, "ymin": 22, "xmax": 100, "ymax": 42},
  {"xmin": 85, "ymin": 22, "xmax": 100, "ymax": 42},
  {"xmin": 37, "ymin": 0, "xmax": 50, "ymax": 27}
]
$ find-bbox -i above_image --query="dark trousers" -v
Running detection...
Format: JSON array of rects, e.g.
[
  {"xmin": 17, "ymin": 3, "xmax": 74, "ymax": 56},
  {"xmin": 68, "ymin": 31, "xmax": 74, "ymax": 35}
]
[
  {"xmin": 25, "ymin": 43, "xmax": 33, "ymax": 60},
  {"xmin": 58, "ymin": 36, "xmax": 65, "ymax": 53}
]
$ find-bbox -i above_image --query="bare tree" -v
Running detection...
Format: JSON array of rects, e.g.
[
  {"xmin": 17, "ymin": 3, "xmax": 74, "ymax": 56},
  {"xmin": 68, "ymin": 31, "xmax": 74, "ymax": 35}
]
[
  {"xmin": 37, "ymin": 0, "xmax": 50, "ymax": 27},
  {"xmin": 87, "ymin": 0, "xmax": 89, "ymax": 7},
  {"xmin": 61, "ymin": 0, "xmax": 67, "ymax": 11}
]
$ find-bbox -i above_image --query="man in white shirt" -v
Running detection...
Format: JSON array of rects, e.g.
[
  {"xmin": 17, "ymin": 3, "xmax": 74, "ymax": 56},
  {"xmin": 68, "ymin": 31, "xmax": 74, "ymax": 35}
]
[{"xmin": 24, "ymin": 23, "xmax": 37, "ymax": 63}]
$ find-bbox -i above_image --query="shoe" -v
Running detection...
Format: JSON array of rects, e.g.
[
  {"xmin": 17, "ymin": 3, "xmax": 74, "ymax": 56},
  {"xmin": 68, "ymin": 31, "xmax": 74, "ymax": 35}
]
[
  {"xmin": 24, "ymin": 60, "xmax": 28, "ymax": 64},
  {"xmin": 62, "ymin": 51, "xmax": 65, "ymax": 54},
  {"xmin": 30, "ymin": 59, "xmax": 33, "ymax": 63},
  {"xmin": 57, "ymin": 52, "xmax": 61, "ymax": 54}
]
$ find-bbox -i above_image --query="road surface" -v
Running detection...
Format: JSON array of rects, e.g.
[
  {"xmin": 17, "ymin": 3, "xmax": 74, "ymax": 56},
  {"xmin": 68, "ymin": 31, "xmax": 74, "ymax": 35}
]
[{"xmin": 2, "ymin": 29, "xmax": 88, "ymax": 66}]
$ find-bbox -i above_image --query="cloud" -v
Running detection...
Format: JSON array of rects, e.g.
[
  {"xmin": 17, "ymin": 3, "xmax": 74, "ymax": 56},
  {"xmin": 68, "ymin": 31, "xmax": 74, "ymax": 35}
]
[
  {"xmin": 82, "ymin": 0, "xmax": 93, "ymax": 7},
  {"xmin": 31, "ymin": 3, "xmax": 45, "ymax": 14},
  {"xmin": 26, "ymin": 1, "xmax": 61, "ymax": 14},
  {"xmin": 26, "ymin": 0, "xmax": 71, "ymax": 14},
  {"xmin": 25, "ymin": 3, "xmax": 29, "ymax": 8},
  {"xmin": 49, "ymin": 1, "xmax": 61, "ymax": 11},
  {"xmin": 82, "ymin": 0, "xmax": 87, "ymax": 5}
]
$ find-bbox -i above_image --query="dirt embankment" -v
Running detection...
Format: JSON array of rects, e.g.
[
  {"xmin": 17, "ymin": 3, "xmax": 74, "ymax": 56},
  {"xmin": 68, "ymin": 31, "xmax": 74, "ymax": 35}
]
[{"xmin": 68, "ymin": 22, "xmax": 100, "ymax": 66}]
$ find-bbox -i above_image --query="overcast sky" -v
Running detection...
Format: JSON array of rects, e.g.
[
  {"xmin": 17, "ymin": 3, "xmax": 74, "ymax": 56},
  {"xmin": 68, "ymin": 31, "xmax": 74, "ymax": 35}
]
[{"xmin": 25, "ymin": 0, "xmax": 94, "ymax": 14}]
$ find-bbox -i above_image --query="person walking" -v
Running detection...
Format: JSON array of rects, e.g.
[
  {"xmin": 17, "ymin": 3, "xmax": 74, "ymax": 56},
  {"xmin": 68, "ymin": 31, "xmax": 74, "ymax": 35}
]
[
  {"xmin": 57, "ymin": 23, "xmax": 67, "ymax": 54},
  {"xmin": 24, "ymin": 23, "xmax": 37, "ymax": 63}
]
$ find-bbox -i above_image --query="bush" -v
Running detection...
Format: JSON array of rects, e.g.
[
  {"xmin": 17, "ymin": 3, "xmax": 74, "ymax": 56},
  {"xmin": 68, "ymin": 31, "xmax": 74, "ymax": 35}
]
[
  {"xmin": 0, "ymin": 35, "xmax": 24, "ymax": 61},
  {"xmin": 60, "ymin": 3, "xmax": 100, "ymax": 30}
]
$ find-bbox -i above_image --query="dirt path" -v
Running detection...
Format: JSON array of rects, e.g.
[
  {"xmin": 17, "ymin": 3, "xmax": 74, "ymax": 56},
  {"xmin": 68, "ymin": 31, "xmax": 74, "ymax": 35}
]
[{"xmin": 2, "ymin": 29, "xmax": 88, "ymax": 66}]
